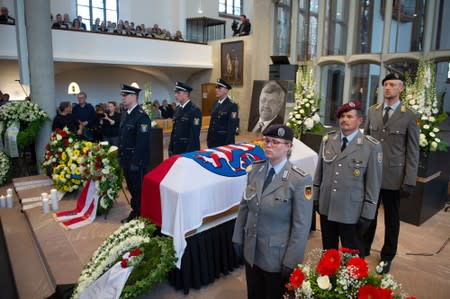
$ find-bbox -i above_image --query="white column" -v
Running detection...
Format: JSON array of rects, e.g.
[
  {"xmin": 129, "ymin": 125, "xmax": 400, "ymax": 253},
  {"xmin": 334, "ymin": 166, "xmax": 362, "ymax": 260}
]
[{"xmin": 24, "ymin": 0, "xmax": 56, "ymax": 168}]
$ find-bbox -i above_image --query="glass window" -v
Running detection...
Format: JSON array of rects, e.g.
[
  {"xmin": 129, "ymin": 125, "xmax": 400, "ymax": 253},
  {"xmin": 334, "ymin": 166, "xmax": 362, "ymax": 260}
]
[
  {"xmin": 385, "ymin": 60, "xmax": 418, "ymax": 79},
  {"xmin": 320, "ymin": 64, "xmax": 345, "ymax": 125},
  {"xmin": 76, "ymin": 0, "xmax": 118, "ymax": 28},
  {"xmin": 323, "ymin": 0, "xmax": 348, "ymax": 55},
  {"xmin": 388, "ymin": 0, "xmax": 426, "ymax": 52},
  {"xmin": 273, "ymin": 0, "xmax": 292, "ymax": 56},
  {"xmin": 435, "ymin": 61, "xmax": 450, "ymax": 112},
  {"xmin": 354, "ymin": 0, "xmax": 384, "ymax": 54},
  {"xmin": 434, "ymin": 0, "xmax": 450, "ymax": 50},
  {"xmin": 350, "ymin": 63, "xmax": 381, "ymax": 116},
  {"xmin": 297, "ymin": 0, "xmax": 319, "ymax": 60},
  {"xmin": 218, "ymin": 0, "xmax": 243, "ymax": 17}
]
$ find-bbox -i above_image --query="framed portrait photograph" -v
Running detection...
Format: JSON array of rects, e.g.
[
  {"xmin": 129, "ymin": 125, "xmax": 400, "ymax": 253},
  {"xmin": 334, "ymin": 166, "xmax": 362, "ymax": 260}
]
[
  {"xmin": 221, "ymin": 40, "xmax": 244, "ymax": 87},
  {"xmin": 248, "ymin": 80, "xmax": 288, "ymax": 132}
]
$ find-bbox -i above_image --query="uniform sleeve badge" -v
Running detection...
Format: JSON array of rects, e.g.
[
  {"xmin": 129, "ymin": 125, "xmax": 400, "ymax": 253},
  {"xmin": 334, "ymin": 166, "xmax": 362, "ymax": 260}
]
[
  {"xmin": 400, "ymin": 105, "xmax": 406, "ymax": 112},
  {"xmin": 140, "ymin": 124, "xmax": 148, "ymax": 133},
  {"xmin": 231, "ymin": 112, "xmax": 237, "ymax": 119},
  {"xmin": 377, "ymin": 152, "xmax": 383, "ymax": 163},
  {"xmin": 194, "ymin": 118, "xmax": 200, "ymax": 126},
  {"xmin": 246, "ymin": 164, "xmax": 253, "ymax": 173},
  {"xmin": 304, "ymin": 185, "xmax": 313, "ymax": 200}
]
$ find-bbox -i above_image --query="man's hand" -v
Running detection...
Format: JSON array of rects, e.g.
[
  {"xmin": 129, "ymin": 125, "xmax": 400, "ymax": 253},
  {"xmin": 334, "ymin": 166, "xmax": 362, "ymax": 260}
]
[
  {"xmin": 281, "ymin": 265, "xmax": 293, "ymax": 282},
  {"xmin": 400, "ymin": 184, "xmax": 415, "ymax": 198}
]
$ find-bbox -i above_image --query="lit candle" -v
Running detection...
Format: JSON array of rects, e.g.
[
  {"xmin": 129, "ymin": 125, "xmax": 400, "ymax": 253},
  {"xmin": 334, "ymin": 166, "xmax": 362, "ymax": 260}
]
[
  {"xmin": 6, "ymin": 193, "xmax": 13, "ymax": 208},
  {"xmin": 42, "ymin": 193, "xmax": 49, "ymax": 214},
  {"xmin": 7, "ymin": 188, "xmax": 13, "ymax": 196},
  {"xmin": 0, "ymin": 195, "xmax": 5, "ymax": 208},
  {"xmin": 50, "ymin": 189, "xmax": 58, "ymax": 211}
]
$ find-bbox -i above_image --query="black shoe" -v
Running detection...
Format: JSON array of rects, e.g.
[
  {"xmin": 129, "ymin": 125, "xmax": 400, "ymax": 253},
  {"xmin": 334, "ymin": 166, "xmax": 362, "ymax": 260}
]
[
  {"xmin": 121, "ymin": 213, "xmax": 137, "ymax": 224},
  {"xmin": 376, "ymin": 260, "xmax": 391, "ymax": 274}
]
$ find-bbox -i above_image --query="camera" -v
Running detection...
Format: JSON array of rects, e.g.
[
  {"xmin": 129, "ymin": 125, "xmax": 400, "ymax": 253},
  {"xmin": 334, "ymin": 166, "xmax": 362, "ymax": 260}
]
[{"xmin": 104, "ymin": 109, "xmax": 111, "ymax": 114}]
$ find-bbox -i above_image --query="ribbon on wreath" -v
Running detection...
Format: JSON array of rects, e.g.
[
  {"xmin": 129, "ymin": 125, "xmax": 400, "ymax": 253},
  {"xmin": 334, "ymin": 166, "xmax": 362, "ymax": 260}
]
[{"xmin": 53, "ymin": 180, "xmax": 99, "ymax": 229}]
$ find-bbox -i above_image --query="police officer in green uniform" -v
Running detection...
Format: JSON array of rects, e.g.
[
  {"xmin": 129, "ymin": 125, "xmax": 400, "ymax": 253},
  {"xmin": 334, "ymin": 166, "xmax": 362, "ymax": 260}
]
[
  {"xmin": 119, "ymin": 84, "xmax": 151, "ymax": 223},
  {"xmin": 207, "ymin": 78, "xmax": 238, "ymax": 148},
  {"xmin": 232, "ymin": 124, "xmax": 313, "ymax": 299},
  {"xmin": 364, "ymin": 73, "xmax": 420, "ymax": 274},
  {"xmin": 168, "ymin": 82, "xmax": 202, "ymax": 156},
  {"xmin": 314, "ymin": 101, "xmax": 382, "ymax": 257}
]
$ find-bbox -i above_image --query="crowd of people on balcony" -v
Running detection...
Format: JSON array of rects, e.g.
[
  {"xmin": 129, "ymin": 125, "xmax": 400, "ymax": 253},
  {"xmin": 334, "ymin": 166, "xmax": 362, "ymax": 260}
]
[
  {"xmin": 0, "ymin": 6, "xmax": 15, "ymax": 25},
  {"xmin": 49, "ymin": 12, "xmax": 185, "ymax": 41}
]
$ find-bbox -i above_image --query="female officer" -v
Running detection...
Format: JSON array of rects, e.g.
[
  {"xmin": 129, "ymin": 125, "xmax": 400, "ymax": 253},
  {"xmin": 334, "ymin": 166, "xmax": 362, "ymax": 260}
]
[{"xmin": 232, "ymin": 124, "xmax": 313, "ymax": 299}]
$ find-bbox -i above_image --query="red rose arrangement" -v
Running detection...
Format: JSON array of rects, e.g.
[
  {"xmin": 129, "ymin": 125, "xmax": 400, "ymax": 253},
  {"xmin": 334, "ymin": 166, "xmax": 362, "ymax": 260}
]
[{"xmin": 284, "ymin": 248, "xmax": 416, "ymax": 299}]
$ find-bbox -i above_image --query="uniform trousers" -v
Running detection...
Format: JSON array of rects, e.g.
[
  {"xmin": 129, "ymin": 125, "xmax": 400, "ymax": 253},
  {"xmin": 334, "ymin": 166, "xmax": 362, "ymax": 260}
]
[
  {"xmin": 320, "ymin": 214, "xmax": 365, "ymax": 256},
  {"xmin": 364, "ymin": 189, "xmax": 400, "ymax": 261},
  {"xmin": 123, "ymin": 166, "xmax": 144, "ymax": 217},
  {"xmin": 245, "ymin": 262, "xmax": 285, "ymax": 299}
]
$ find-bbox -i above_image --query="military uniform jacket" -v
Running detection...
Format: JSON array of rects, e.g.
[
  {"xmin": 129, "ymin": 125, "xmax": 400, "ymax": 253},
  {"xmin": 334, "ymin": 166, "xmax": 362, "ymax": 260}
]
[
  {"xmin": 364, "ymin": 103, "xmax": 419, "ymax": 190},
  {"xmin": 207, "ymin": 97, "xmax": 238, "ymax": 148},
  {"xmin": 169, "ymin": 101, "xmax": 202, "ymax": 155},
  {"xmin": 232, "ymin": 160, "xmax": 313, "ymax": 272},
  {"xmin": 118, "ymin": 105, "xmax": 151, "ymax": 169},
  {"xmin": 313, "ymin": 131, "xmax": 382, "ymax": 223}
]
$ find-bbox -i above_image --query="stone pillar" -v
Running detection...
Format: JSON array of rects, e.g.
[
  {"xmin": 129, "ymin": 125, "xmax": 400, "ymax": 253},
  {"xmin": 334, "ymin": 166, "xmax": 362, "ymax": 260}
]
[{"xmin": 24, "ymin": 0, "xmax": 56, "ymax": 169}]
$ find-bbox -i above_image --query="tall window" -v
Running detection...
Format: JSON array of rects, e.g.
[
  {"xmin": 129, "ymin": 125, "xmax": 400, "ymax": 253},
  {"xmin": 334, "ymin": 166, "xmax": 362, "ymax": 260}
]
[
  {"xmin": 354, "ymin": 0, "xmax": 384, "ymax": 54},
  {"xmin": 297, "ymin": 0, "xmax": 319, "ymax": 60},
  {"xmin": 321, "ymin": 64, "xmax": 345, "ymax": 125},
  {"xmin": 434, "ymin": 0, "xmax": 450, "ymax": 50},
  {"xmin": 273, "ymin": 0, "xmax": 292, "ymax": 56},
  {"xmin": 350, "ymin": 63, "xmax": 381, "ymax": 116},
  {"xmin": 323, "ymin": 0, "xmax": 348, "ymax": 55},
  {"xmin": 219, "ymin": 0, "xmax": 243, "ymax": 17},
  {"xmin": 388, "ymin": 0, "xmax": 426, "ymax": 52},
  {"xmin": 77, "ymin": 0, "xmax": 118, "ymax": 29}
]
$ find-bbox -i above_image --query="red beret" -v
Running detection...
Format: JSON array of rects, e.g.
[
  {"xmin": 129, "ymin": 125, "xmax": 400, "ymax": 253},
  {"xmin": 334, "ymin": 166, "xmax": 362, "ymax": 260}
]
[{"xmin": 336, "ymin": 101, "xmax": 362, "ymax": 118}]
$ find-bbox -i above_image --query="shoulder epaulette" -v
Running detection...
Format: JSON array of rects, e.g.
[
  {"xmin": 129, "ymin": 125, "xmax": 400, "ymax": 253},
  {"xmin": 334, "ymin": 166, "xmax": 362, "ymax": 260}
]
[
  {"xmin": 323, "ymin": 130, "xmax": 336, "ymax": 142},
  {"xmin": 292, "ymin": 165, "xmax": 307, "ymax": 177},
  {"xmin": 400, "ymin": 104, "xmax": 417, "ymax": 114},
  {"xmin": 370, "ymin": 103, "xmax": 382, "ymax": 110},
  {"xmin": 365, "ymin": 135, "xmax": 380, "ymax": 144},
  {"xmin": 252, "ymin": 160, "xmax": 265, "ymax": 165}
]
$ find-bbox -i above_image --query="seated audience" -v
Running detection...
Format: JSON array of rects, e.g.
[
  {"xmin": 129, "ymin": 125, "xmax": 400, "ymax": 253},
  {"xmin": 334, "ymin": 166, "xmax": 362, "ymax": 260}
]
[
  {"xmin": 72, "ymin": 18, "xmax": 82, "ymax": 30},
  {"xmin": 98, "ymin": 21, "xmax": 108, "ymax": 32},
  {"xmin": 152, "ymin": 100, "xmax": 162, "ymax": 119},
  {"xmin": 77, "ymin": 15, "xmax": 87, "ymax": 30},
  {"xmin": 91, "ymin": 18, "xmax": 101, "ymax": 32},
  {"xmin": 159, "ymin": 99, "xmax": 174, "ymax": 118},
  {"xmin": 0, "ymin": 93, "xmax": 10, "ymax": 106},
  {"xmin": 0, "ymin": 7, "xmax": 15, "ymax": 25},
  {"xmin": 174, "ymin": 30, "xmax": 184, "ymax": 41},
  {"xmin": 135, "ymin": 25, "xmax": 145, "ymax": 37},
  {"xmin": 52, "ymin": 101, "xmax": 81, "ymax": 134},
  {"xmin": 232, "ymin": 14, "xmax": 251, "ymax": 36},
  {"xmin": 63, "ymin": 13, "xmax": 71, "ymax": 28},
  {"xmin": 52, "ymin": 13, "xmax": 68, "ymax": 29}
]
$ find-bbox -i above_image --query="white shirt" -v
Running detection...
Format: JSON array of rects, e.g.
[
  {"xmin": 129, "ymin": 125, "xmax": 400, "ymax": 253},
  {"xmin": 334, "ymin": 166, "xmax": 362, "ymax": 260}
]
[
  {"xmin": 127, "ymin": 103, "xmax": 138, "ymax": 114},
  {"xmin": 180, "ymin": 100, "xmax": 191, "ymax": 109}
]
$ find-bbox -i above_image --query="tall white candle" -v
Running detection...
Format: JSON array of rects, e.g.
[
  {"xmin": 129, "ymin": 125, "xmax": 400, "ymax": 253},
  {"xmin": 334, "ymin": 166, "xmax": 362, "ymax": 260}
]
[
  {"xmin": 42, "ymin": 193, "xmax": 49, "ymax": 214},
  {"xmin": 7, "ymin": 188, "xmax": 13, "ymax": 196},
  {"xmin": 50, "ymin": 189, "xmax": 59, "ymax": 211},
  {"xmin": 6, "ymin": 194, "xmax": 13, "ymax": 208},
  {"xmin": 0, "ymin": 195, "xmax": 5, "ymax": 208}
]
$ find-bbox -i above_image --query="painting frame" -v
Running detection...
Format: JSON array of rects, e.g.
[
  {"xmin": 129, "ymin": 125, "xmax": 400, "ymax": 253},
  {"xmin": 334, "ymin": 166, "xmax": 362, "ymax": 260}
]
[{"xmin": 221, "ymin": 40, "xmax": 244, "ymax": 87}]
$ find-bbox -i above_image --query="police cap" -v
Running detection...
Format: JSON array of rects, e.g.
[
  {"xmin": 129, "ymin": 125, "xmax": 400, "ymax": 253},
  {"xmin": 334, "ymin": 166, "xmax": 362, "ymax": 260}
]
[
  {"xmin": 174, "ymin": 81, "xmax": 193, "ymax": 92},
  {"xmin": 121, "ymin": 84, "xmax": 141, "ymax": 96},
  {"xmin": 215, "ymin": 78, "xmax": 232, "ymax": 90},
  {"xmin": 382, "ymin": 73, "xmax": 405, "ymax": 85},
  {"xmin": 336, "ymin": 101, "xmax": 362, "ymax": 118},
  {"xmin": 262, "ymin": 124, "xmax": 294, "ymax": 141}
]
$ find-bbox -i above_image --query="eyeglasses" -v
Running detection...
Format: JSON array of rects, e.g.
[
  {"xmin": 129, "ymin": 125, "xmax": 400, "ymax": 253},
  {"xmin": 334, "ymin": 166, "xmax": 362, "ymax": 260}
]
[{"xmin": 263, "ymin": 138, "xmax": 289, "ymax": 146}]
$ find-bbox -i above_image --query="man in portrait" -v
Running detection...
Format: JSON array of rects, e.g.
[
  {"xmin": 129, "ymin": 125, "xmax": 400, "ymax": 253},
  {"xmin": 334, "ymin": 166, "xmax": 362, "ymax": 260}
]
[{"xmin": 248, "ymin": 80, "xmax": 287, "ymax": 133}]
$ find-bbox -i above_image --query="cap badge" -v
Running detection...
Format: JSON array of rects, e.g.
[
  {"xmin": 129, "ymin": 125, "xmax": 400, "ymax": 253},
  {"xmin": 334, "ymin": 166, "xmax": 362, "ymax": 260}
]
[
  {"xmin": 353, "ymin": 168, "xmax": 361, "ymax": 177},
  {"xmin": 278, "ymin": 127, "xmax": 285, "ymax": 137}
]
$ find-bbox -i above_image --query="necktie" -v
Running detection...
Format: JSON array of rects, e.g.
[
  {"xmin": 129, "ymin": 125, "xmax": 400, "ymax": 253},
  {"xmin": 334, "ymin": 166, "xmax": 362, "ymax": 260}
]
[
  {"xmin": 383, "ymin": 106, "xmax": 391, "ymax": 124},
  {"xmin": 341, "ymin": 137, "xmax": 348, "ymax": 152},
  {"xmin": 262, "ymin": 168, "xmax": 275, "ymax": 192}
]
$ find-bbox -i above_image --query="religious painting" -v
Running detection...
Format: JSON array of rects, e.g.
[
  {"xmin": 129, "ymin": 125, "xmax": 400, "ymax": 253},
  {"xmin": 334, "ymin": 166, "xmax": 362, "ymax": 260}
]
[
  {"xmin": 248, "ymin": 80, "xmax": 288, "ymax": 133},
  {"xmin": 221, "ymin": 40, "xmax": 244, "ymax": 87}
]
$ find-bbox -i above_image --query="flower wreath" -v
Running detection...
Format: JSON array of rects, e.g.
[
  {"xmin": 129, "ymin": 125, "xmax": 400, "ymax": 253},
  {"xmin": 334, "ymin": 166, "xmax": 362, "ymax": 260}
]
[
  {"xmin": 0, "ymin": 100, "xmax": 49, "ymax": 148},
  {"xmin": 0, "ymin": 150, "xmax": 11, "ymax": 185},
  {"xmin": 284, "ymin": 248, "xmax": 415, "ymax": 299},
  {"xmin": 71, "ymin": 218, "xmax": 176, "ymax": 299},
  {"xmin": 42, "ymin": 128, "xmax": 122, "ymax": 214}
]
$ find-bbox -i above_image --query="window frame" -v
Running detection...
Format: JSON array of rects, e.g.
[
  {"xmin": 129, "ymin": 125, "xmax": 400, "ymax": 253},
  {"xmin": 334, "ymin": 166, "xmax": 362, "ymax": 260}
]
[
  {"xmin": 76, "ymin": 0, "xmax": 119, "ymax": 28},
  {"xmin": 218, "ymin": 0, "xmax": 243, "ymax": 19}
]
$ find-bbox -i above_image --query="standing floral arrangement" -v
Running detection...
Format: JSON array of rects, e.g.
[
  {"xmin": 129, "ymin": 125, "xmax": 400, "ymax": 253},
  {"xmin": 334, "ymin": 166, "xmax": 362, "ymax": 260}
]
[
  {"xmin": 71, "ymin": 218, "xmax": 175, "ymax": 299},
  {"xmin": 0, "ymin": 151, "xmax": 11, "ymax": 185},
  {"xmin": 142, "ymin": 82, "xmax": 153, "ymax": 119},
  {"xmin": 403, "ymin": 59, "xmax": 448, "ymax": 152},
  {"xmin": 0, "ymin": 100, "xmax": 49, "ymax": 148},
  {"xmin": 42, "ymin": 127, "xmax": 122, "ymax": 214},
  {"xmin": 286, "ymin": 62, "xmax": 323, "ymax": 138},
  {"xmin": 284, "ymin": 248, "xmax": 415, "ymax": 299}
]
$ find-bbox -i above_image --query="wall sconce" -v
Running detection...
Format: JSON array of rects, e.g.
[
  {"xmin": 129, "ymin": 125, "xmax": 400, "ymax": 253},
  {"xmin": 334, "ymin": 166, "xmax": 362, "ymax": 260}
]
[
  {"xmin": 68, "ymin": 82, "xmax": 80, "ymax": 95},
  {"xmin": 131, "ymin": 82, "xmax": 140, "ymax": 88}
]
